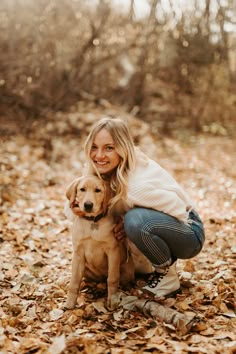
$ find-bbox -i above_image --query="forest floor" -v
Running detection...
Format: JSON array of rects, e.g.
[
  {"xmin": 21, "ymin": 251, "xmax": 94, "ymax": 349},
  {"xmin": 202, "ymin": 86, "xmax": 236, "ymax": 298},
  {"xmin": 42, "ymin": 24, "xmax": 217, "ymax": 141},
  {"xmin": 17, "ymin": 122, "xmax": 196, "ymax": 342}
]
[{"xmin": 0, "ymin": 107, "xmax": 235, "ymax": 354}]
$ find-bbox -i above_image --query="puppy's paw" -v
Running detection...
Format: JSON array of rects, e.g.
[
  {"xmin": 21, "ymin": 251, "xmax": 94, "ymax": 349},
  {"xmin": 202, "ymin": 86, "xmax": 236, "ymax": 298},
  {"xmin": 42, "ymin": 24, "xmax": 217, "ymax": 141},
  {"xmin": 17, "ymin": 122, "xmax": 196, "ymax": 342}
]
[
  {"xmin": 107, "ymin": 292, "xmax": 122, "ymax": 311},
  {"xmin": 65, "ymin": 293, "xmax": 78, "ymax": 309},
  {"xmin": 64, "ymin": 302, "xmax": 75, "ymax": 310},
  {"xmin": 107, "ymin": 298, "xmax": 113, "ymax": 311}
]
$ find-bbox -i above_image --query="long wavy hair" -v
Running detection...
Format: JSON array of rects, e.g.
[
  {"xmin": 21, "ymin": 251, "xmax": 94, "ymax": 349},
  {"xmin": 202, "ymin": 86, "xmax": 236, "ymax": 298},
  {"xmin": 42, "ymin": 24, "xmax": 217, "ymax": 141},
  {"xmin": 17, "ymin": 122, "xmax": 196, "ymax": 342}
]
[{"xmin": 84, "ymin": 117, "xmax": 136, "ymax": 208}]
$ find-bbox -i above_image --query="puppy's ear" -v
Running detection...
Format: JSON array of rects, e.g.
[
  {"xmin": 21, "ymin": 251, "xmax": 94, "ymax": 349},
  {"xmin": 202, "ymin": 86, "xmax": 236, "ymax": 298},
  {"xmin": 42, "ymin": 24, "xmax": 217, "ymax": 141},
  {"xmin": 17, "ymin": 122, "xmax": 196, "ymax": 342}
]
[{"xmin": 66, "ymin": 178, "xmax": 82, "ymax": 206}]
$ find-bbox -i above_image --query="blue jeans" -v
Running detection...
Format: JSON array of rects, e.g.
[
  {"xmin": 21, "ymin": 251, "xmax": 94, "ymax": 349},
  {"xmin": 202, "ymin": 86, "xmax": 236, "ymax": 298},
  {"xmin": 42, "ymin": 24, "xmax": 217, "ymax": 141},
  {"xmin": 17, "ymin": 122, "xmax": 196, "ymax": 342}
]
[{"xmin": 124, "ymin": 208, "xmax": 205, "ymax": 267}]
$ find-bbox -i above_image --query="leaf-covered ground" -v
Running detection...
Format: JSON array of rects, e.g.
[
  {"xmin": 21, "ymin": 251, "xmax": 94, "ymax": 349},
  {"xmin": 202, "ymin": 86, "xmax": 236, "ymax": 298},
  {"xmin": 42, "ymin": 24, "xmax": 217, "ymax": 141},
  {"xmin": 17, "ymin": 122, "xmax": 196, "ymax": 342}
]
[{"xmin": 1, "ymin": 109, "xmax": 235, "ymax": 354}]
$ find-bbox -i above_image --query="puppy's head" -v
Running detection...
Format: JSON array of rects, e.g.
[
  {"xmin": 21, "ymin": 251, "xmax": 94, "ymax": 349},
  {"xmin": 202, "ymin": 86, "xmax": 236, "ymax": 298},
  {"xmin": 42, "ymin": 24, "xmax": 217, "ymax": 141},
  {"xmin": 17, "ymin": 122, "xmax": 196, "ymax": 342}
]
[{"xmin": 66, "ymin": 175, "xmax": 112, "ymax": 217}]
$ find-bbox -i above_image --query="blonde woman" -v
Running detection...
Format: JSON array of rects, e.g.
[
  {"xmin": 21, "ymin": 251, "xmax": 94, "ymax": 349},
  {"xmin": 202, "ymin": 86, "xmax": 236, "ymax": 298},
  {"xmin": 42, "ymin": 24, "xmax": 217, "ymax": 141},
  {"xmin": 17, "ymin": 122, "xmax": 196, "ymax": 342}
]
[{"xmin": 83, "ymin": 117, "xmax": 205, "ymax": 298}]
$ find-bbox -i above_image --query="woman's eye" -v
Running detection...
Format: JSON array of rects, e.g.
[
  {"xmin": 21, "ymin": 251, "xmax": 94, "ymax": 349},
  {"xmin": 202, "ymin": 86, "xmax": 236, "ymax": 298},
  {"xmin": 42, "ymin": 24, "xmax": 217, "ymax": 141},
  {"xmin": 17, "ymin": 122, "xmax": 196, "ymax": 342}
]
[
  {"xmin": 91, "ymin": 145, "xmax": 97, "ymax": 151},
  {"xmin": 106, "ymin": 146, "xmax": 114, "ymax": 151},
  {"xmin": 95, "ymin": 188, "xmax": 101, "ymax": 193},
  {"xmin": 80, "ymin": 188, "xmax": 86, "ymax": 192}
]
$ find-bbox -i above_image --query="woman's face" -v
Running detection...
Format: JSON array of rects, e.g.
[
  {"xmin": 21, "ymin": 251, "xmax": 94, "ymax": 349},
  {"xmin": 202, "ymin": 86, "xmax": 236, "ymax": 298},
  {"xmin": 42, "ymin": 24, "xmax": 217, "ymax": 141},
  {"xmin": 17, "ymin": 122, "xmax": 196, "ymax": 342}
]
[{"xmin": 90, "ymin": 128, "xmax": 121, "ymax": 175}]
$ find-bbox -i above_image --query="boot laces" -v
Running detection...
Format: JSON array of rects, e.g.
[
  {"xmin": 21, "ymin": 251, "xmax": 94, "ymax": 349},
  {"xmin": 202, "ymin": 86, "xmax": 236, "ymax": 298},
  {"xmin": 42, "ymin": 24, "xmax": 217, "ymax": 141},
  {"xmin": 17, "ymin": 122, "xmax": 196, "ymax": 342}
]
[{"xmin": 147, "ymin": 270, "xmax": 166, "ymax": 289}]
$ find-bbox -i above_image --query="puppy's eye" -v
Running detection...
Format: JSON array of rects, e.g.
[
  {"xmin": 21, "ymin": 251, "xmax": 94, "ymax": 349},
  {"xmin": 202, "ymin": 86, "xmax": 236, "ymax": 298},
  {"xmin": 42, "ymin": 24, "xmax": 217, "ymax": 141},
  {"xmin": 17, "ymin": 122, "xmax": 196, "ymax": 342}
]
[
  {"xmin": 95, "ymin": 188, "xmax": 101, "ymax": 193},
  {"xmin": 80, "ymin": 188, "xmax": 86, "ymax": 192}
]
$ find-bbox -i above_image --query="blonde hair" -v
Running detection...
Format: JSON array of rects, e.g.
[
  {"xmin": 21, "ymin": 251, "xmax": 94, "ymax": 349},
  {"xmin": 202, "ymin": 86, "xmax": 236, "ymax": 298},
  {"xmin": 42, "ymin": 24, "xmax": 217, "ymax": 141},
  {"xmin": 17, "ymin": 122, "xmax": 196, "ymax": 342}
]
[{"xmin": 84, "ymin": 117, "xmax": 136, "ymax": 208}]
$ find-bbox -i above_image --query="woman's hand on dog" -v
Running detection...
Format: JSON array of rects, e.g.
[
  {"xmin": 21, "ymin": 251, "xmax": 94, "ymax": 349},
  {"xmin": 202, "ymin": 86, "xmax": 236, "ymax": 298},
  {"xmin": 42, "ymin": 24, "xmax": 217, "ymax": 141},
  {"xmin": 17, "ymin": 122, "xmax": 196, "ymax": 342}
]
[{"xmin": 113, "ymin": 216, "xmax": 126, "ymax": 241}]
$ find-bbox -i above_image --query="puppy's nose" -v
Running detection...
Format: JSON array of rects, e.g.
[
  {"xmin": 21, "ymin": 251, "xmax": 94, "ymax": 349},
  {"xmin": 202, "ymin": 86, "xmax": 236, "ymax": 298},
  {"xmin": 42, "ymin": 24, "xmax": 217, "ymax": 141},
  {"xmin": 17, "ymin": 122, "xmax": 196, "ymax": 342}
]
[{"xmin": 84, "ymin": 201, "xmax": 93, "ymax": 212}]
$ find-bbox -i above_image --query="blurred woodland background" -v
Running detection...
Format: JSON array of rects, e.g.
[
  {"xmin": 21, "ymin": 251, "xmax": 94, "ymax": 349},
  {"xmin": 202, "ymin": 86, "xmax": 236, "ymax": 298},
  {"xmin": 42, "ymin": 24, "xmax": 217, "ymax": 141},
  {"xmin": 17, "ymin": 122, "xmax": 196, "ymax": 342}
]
[
  {"xmin": 1, "ymin": 2, "xmax": 236, "ymax": 353},
  {"xmin": 0, "ymin": 0, "xmax": 235, "ymax": 136}
]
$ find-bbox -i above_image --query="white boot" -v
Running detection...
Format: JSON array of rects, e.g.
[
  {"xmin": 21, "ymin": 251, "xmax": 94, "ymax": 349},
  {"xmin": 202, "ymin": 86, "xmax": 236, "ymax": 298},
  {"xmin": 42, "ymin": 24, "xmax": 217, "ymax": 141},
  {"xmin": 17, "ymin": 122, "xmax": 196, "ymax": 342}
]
[{"xmin": 142, "ymin": 263, "xmax": 181, "ymax": 298}]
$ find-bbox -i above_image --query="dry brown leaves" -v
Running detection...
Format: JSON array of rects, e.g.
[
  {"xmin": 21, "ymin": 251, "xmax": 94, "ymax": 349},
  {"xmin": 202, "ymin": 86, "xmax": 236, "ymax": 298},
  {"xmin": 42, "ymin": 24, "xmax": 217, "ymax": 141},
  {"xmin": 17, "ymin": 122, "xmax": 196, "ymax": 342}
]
[{"xmin": 0, "ymin": 112, "xmax": 235, "ymax": 354}]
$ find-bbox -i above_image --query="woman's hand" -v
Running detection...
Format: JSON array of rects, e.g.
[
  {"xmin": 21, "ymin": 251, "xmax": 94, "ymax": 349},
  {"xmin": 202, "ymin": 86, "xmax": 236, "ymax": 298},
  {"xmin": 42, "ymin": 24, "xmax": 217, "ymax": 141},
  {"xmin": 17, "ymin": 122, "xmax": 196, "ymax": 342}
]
[{"xmin": 113, "ymin": 216, "xmax": 126, "ymax": 241}]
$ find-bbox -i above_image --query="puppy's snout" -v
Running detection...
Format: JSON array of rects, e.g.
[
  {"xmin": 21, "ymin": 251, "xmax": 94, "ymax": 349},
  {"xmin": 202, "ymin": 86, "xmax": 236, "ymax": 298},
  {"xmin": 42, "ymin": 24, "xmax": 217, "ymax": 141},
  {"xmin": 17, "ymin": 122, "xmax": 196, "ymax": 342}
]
[{"xmin": 84, "ymin": 201, "xmax": 93, "ymax": 212}]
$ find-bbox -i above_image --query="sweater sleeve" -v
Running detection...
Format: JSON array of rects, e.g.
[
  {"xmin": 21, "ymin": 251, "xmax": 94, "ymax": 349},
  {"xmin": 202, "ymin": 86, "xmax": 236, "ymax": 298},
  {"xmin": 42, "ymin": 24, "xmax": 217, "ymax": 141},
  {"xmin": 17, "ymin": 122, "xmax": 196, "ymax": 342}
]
[
  {"xmin": 128, "ymin": 181, "xmax": 188, "ymax": 222},
  {"xmin": 64, "ymin": 200, "xmax": 76, "ymax": 222}
]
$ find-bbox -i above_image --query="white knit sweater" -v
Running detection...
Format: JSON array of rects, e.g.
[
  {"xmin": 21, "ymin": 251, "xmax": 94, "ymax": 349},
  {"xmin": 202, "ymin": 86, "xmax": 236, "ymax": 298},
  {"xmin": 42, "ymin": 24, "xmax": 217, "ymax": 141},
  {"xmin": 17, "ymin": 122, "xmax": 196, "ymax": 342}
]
[{"xmin": 126, "ymin": 151, "xmax": 194, "ymax": 223}]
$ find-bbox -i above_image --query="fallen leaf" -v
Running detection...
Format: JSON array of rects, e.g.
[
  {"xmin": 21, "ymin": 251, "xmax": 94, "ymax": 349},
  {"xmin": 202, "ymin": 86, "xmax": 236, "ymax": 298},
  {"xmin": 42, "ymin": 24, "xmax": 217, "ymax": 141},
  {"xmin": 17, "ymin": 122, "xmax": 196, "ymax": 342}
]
[
  {"xmin": 49, "ymin": 308, "xmax": 64, "ymax": 321},
  {"xmin": 48, "ymin": 334, "xmax": 66, "ymax": 354}
]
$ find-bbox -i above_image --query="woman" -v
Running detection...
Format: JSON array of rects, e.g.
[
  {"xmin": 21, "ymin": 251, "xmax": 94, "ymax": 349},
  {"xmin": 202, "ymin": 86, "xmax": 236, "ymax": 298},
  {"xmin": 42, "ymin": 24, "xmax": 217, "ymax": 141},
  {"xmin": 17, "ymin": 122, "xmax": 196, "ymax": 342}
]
[{"xmin": 83, "ymin": 117, "xmax": 205, "ymax": 298}]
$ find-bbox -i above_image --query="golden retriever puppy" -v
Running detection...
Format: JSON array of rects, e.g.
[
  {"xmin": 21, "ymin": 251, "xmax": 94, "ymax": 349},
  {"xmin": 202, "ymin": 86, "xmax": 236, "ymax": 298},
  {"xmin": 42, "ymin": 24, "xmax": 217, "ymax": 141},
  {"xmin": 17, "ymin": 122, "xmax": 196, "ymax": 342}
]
[{"xmin": 64, "ymin": 175, "xmax": 135, "ymax": 309}]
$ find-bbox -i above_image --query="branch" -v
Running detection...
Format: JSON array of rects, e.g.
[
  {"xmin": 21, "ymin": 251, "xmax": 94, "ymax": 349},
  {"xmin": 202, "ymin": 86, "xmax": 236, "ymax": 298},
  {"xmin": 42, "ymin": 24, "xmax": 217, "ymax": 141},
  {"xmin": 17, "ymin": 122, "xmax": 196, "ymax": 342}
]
[
  {"xmin": 134, "ymin": 299, "xmax": 196, "ymax": 335},
  {"xmin": 110, "ymin": 292, "xmax": 201, "ymax": 335}
]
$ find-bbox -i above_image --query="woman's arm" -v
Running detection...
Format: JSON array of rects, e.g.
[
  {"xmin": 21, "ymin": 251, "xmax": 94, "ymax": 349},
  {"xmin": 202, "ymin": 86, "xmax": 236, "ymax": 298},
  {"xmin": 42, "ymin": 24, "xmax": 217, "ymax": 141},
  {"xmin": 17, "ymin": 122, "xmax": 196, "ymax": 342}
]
[{"xmin": 128, "ymin": 182, "xmax": 189, "ymax": 222}]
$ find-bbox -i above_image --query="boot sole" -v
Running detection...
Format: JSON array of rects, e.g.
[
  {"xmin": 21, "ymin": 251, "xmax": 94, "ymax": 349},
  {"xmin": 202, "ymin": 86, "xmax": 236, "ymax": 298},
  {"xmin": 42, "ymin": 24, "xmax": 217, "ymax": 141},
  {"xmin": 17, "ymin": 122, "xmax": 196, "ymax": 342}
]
[
  {"xmin": 142, "ymin": 287, "xmax": 182, "ymax": 299},
  {"xmin": 164, "ymin": 287, "xmax": 182, "ymax": 298}
]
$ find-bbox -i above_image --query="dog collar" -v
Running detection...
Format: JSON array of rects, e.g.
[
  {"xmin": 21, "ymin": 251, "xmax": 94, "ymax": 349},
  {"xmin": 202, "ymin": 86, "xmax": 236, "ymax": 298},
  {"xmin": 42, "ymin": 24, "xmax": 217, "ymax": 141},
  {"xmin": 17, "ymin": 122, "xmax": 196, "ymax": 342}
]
[{"xmin": 82, "ymin": 211, "xmax": 107, "ymax": 223}]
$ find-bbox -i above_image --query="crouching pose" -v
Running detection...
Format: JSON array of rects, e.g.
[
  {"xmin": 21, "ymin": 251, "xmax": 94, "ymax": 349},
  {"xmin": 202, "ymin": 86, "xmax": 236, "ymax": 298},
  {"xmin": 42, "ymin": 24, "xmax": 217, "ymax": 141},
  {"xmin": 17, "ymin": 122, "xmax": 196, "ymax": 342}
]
[{"xmin": 83, "ymin": 117, "xmax": 205, "ymax": 298}]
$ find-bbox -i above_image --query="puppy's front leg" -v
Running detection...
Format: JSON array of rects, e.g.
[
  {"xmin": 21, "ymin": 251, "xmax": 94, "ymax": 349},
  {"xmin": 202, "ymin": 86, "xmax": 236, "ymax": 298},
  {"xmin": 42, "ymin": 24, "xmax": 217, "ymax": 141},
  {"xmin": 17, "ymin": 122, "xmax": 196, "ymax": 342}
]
[
  {"xmin": 65, "ymin": 248, "xmax": 85, "ymax": 309},
  {"xmin": 106, "ymin": 248, "xmax": 121, "ymax": 309}
]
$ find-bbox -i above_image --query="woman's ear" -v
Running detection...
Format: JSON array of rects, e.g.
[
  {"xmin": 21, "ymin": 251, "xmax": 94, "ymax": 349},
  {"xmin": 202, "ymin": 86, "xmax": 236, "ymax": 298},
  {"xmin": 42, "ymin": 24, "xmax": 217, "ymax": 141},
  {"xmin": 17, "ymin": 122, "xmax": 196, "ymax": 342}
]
[{"xmin": 66, "ymin": 178, "xmax": 81, "ymax": 206}]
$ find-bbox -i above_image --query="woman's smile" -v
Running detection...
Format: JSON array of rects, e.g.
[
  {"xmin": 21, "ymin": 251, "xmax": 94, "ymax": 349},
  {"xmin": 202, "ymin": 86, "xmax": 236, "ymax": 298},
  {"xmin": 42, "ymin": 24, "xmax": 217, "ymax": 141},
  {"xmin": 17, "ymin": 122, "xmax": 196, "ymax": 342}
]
[
  {"xmin": 95, "ymin": 161, "xmax": 110, "ymax": 168},
  {"xmin": 90, "ymin": 128, "xmax": 120, "ymax": 175}
]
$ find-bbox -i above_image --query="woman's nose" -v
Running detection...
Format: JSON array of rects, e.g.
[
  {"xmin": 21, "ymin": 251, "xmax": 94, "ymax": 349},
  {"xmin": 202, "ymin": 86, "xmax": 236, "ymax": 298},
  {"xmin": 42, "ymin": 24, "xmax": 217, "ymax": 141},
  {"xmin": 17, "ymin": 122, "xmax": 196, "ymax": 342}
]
[{"xmin": 96, "ymin": 149, "xmax": 105, "ymax": 159}]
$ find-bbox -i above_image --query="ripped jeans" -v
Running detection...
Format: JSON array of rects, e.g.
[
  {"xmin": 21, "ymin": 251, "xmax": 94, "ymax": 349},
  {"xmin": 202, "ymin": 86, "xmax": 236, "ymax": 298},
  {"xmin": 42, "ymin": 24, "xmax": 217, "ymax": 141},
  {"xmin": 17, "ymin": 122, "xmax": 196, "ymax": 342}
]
[{"xmin": 124, "ymin": 208, "xmax": 205, "ymax": 267}]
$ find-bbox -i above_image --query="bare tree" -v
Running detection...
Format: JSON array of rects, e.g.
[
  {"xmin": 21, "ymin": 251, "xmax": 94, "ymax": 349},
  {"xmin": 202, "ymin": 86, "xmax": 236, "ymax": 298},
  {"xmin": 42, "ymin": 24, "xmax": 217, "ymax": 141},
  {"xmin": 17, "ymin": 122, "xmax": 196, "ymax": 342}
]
[
  {"xmin": 128, "ymin": 0, "xmax": 160, "ymax": 109},
  {"xmin": 216, "ymin": 0, "xmax": 235, "ymax": 82},
  {"xmin": 129, "ymin": 0, "xmax": 135, "ymax": 21}
]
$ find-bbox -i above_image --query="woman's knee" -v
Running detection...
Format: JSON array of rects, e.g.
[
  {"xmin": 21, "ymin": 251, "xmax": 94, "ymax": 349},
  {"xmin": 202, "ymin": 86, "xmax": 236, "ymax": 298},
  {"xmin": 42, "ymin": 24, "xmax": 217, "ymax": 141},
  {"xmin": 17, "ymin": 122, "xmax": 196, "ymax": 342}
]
[
  {"xmin": 124, "ymin": 208, "xmax": 143, "ymax": 242},
  {"xmin": 124, "ymin": 207, "xmax": 165, "ymax": 241}
]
